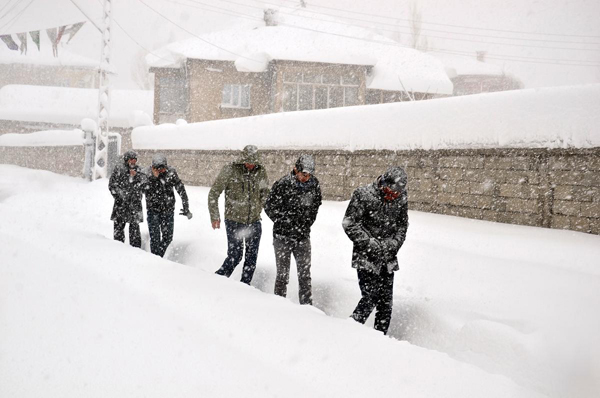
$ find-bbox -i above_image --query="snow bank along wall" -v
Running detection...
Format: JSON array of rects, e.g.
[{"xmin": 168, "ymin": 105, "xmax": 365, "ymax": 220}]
[{"xmin": 128, "ymin": 147, "xmax": 600, "ymax": 235}]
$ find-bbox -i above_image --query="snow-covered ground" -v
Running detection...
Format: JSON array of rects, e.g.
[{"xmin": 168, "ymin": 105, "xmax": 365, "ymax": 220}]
[{"xmin": 1, "ymin": 165, "xmax": 598, "ymax": 398}]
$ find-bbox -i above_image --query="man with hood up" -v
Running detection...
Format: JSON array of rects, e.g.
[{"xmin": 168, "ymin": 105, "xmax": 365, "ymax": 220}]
[
  {"xmin": 144, "ymin": 153, "xmax": 192, "ymax": 257},
  {"xmin": 209, "ymin": 145, "xmax": 270, "ymax": 285},
  {"xmin": 342, "ymin": 166, "xmax": 409, "ymax": 335},
  {"xmin": 108, "ymin": 150, "xmax": 146, "ymax": 248},
  {"xmin": 265, "ymin": 154, "xmax": 322, "ymax": 305}
]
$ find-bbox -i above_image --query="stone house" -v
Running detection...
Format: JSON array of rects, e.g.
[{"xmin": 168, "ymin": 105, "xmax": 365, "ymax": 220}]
[
  {"xmin": 148, "ymin": 19, "xmax": 453, "ymax": 124},
  {"xmin": 434, "ymin": 52, "xmax": 523, "ymax": 96}
]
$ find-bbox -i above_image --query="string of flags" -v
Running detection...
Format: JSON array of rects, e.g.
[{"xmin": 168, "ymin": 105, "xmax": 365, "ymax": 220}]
[{"xmin": 0, "ymin": 21, "xmax": 85, "ymax": 56}]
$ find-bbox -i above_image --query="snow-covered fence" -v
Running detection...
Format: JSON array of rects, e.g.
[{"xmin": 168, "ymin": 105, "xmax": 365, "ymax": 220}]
[{"xmin": 131, "ymin": 147, "xmax": 600, "ymax": 235}]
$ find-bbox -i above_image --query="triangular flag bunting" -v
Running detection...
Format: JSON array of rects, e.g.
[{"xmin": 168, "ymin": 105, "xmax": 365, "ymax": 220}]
[
  {"xmin": 29, "ymin": 30, "xmax": 40, "ymax": 51},
  {"xmin": 0, "ymin": 34, "xmax": 18, "ymax": 51},
  {"xmin": 16, "ymin": 32, "xmax": 27, "ymax": 54}
]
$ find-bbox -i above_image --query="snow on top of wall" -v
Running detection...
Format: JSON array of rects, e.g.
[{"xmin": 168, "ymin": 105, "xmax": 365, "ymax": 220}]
[
  {"xmin": 147, "ymin": 12, "xmax": 453, "ymax": 95},
  {"xmin": 132, "ymin": 84, "xmax": 600, "ymax": 151},
  {"xmin": 0, "ymin": 85, "xmax": 153, "ymax": 128},
  {"xmin": 0, "ymin": 129, "xmax": 83, "ymax": 147}
]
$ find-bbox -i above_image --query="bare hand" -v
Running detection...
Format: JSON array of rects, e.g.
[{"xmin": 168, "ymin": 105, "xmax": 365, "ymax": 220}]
[
  {"xmin": 152, "ymin": 167, "xmax": 160, "ymax": 177},
  {"xmin": 129, "ymin": 169, "xmax": 137, "ymax": 177},
  {"xmin": 211, "ymin": 220, "xmax": 221, "ymax": 229}
]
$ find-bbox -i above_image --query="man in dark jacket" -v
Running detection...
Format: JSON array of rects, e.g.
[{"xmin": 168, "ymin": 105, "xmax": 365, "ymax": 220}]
[
  {"xmin": 265, "ymin": 154, "xmax": 322, "ymax": 305},
  {"xmin": 209, "ymin": 145, "xmax": 270, "ymax": 284},
  {"xmin": 342, "ymin": 166, "xmax": 409, "ymax": 335},
  {"xmin": 144, "ymin": 154, "xmax": 192, "ymax": 257},
  {"xmin": 108, "ymin": 150, "xmax": 145, "ymax": 248}
]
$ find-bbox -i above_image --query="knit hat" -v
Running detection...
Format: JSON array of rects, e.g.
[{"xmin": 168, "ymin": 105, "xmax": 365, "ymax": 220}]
[
  {"xmin": 152, "ymin": 154, "xmax": 168, "ymax": 168},
  {"xmin": 123, "ymin": 150, "xmax": 137, "ymax": 162},
  {"xmin": 379, "ymin": 166, "xmax": 407, "ymax": 192},
  {"xmin": 295, "ymin": 154, "xmax": 315, "ymax": 174}
]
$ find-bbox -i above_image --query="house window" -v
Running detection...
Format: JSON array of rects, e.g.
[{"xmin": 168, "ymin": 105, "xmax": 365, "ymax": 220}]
[
  {"xmin": 222, "ymin": 84, "xmax": 251, "ymax": 108},
  {"xmin": 159, "ymin": 75, "xmax": 186, "ymax": 114},
  {"xmin": 282, "ymin": 71, "xmax": 361, "ymax": 112}
]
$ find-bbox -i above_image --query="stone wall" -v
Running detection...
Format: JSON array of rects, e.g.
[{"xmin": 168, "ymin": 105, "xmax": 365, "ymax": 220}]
[
  {"xmin": 1, "ymin": 144, "xmax": 598, "ymax": 234},
  {"xmin": 0, "ymin": 145, "xmax": 84, "ymax": 178},
  {"xmin": 134, "ymin": 147, "xmax": 600, "ymax": 235}
]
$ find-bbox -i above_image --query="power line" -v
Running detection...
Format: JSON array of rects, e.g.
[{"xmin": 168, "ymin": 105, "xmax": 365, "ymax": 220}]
[
  {"xmin": 0, "ymin": 0, "xmax": 35, "ymax": 33},
  {"xmin": 265, "ymin": 0, "xmax": 600, "ymax": 39},
  {"xmin": 159, "ymin": 0, "xmax": 600, "ymax": 66},
  {"xmin": 277, "ymin": 22, "xmax": 600, "ymax": 67},
  {"xmin": 136, "ymin": 0, "xmax": 264, "ymax": 64},
  {"xmin": 211, "ymin": 0, "xmax": 600, "ymax": 46},
  {"xmin": 170, "ymin": 0, "xmax": 259, "ymax": 22},
  {"xmin": 0, "ymin": 0, "xmax": 22, "ymax": 19},
  {"xmin": 69, "ymin": 0, "xmax": 102, "ymax": 33}
]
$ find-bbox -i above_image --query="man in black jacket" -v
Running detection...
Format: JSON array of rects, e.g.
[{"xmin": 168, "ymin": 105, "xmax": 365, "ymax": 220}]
[
  {"xmin": 342, "ymin": 166, "xmax": 409, "ymax": 334},
  {"xmin": 144, "ymin": 154, "xmax": 192, "ymax": 257},
  {"xmin": 265, "ymin": 154, "xmax": 322, "ymax": 305},
  {"xmin": 108, "ymin": 150, "xmax": 145, "ymax": 248}
]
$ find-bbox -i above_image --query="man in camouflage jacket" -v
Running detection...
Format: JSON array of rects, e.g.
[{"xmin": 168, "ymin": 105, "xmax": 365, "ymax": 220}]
[{"xmin": 209, "ymin": 145, "xmax": 270, "ymax": 284}]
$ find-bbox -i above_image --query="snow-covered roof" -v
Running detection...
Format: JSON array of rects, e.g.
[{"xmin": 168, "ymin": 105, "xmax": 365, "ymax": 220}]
[
  {"xmin": 0, "ymin": 85, "xmax": 153, "ymax": 128},
  {"xmin": 147, "ymin": 17, "xmax": 453, "ymax": 95},
  {"xmin": 432, "ymin": 53, "xmax": 504, "ymax": 78}
]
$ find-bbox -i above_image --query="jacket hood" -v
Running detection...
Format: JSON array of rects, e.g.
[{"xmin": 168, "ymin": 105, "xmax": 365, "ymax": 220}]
[
  {"xmin": 152, "ymin": 154, "xmax": 168, "ymax": 168},
  {"xmin": 236, "ymin": 145, "xmax": 262, "ymax": 165},
  {"xmin": 377, "ymin": 166, "xmax": 408, "ymax": 192},
  {"xmin": 123, "ymin": 150, "xmax": 138, "ymax": 163}
]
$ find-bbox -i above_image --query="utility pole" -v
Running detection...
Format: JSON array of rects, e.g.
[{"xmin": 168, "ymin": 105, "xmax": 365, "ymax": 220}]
[{"xmin": 93, "ymin": 0, "xmax": 113, "ymax": 179}]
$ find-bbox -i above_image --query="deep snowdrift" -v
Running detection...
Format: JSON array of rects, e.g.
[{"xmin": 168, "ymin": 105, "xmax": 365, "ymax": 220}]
[
  {"xmin": 1, "ymin": 165, "xmax": 599, "ymax": 397},
  {"xmin": 132, "ymin": 84, "xmax": 600, "ymax": 151}
]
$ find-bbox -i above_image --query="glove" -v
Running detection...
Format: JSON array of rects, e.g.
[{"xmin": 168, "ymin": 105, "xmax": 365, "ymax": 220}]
[
  {"xmin": 366, "ymin": 238, "xmax": 383, "ymax": 258},
  {"xmin": 179, "ymin": 209, "xmax": 193, "ymax": 219},
  {"xmin": 380, "ymin": 239, "xmax": 397, "ymax": 258}
]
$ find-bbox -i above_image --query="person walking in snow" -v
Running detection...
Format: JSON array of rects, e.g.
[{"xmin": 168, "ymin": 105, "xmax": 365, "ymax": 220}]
[
  {"xmin": 143, "ymin": 154, "xmax": 192, "ymax": 257},
  {"xmin": 109, "ymin": 150, "xmax": 146, "ymax": 248},
  {"xmin": 343, "ymin": 166, "xmax": 409, "ymax": 335},
  {"xmin": 209, "ymin": 145, "xmax": 270, "ymax": 285},
  {"xmin": 265, "ymin": 154, "xmax": 322, "ymax": 305}
]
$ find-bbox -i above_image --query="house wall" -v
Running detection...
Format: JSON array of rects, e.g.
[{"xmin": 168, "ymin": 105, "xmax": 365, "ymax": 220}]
[
  {"xmin": 152, "ymin": 67, "xmax": 189, "ymax": 124},
  {"xmin": 186, "ymin": 60, "xmax": 273, "ymax": 123},
  {"xmin": 270, "ymin": 60, "xmax": 369, "ymax": 112},
  {"xmin": 0, "ymin": 63, "xmax": 97, "ymax": 89},
  {"xmin": 453, "ymin": 74, "xmax": 523, "ymax": 96},
  {"xmin": 2, "ymin": 145, "xmax": 598, "ymax": 234}
]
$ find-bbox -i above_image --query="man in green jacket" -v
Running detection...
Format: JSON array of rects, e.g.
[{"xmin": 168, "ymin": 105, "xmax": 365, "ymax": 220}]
[{"xmin": 209, "ymin": 145, "xmax": 270, "ymax": 284}]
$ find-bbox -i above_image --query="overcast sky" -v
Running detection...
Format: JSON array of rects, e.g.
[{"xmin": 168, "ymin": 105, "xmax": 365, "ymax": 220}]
[{"xmin": 1, "ymin": 0, "xmax": 598, "ymax": 89}]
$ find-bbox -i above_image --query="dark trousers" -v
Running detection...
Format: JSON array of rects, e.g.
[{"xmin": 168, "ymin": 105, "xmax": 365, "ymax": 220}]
[
  {"xmin": 273, "ymin": 237, "xmax": 312, "ymax": 305},
  {"xmin": 215, "ymin": 220, "xmax": 262, "ymax": 284},
  {"xmin": 113, "ymin": 219, "xmax": 141, "ymax": 248},
  {"xmin": 351, "ymin": 267, "xmax": 395, "ymax": 334},
  {"xmin": 147, "ymin": 211, "xmax": 174, "ymax": 257}
]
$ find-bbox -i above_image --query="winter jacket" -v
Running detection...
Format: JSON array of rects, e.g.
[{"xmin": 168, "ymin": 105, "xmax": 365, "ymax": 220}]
[
  {"xmin": 265, "ymin": 171, "xmax": 322, "ymax": 241},
  {"xmin": 143, "ymin": 166, "xmax": 189, "ymax": 214},
  {"xmin": 342, "ymin": 180, "xmax": 409, "ymax": 274},
  {"xmin": 208, "ymin": 156, "xmax": 270, "ymax": 225},
  {"xmin": 109, "ymin": 162, "xmax": 146, "ymax": 223}
]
